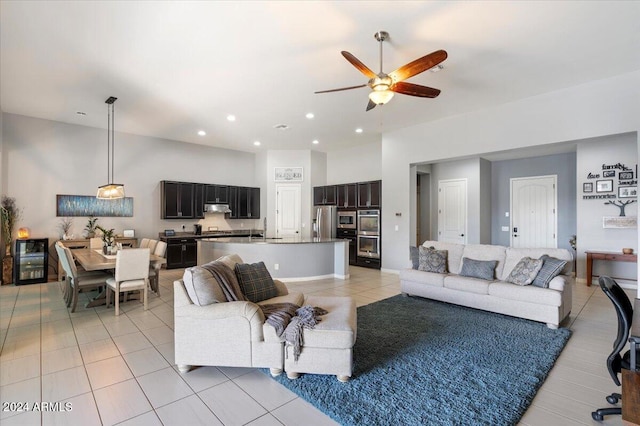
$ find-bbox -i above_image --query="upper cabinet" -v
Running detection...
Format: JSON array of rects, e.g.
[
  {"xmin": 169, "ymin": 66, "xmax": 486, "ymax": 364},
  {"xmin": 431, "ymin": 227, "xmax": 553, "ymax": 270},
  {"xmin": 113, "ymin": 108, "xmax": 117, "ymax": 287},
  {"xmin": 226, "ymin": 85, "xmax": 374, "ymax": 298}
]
[
  {"xmin": 194, "ymin": 183, "xmax": 205, "ymax": 219},
  {"xmin": 161, "ymin": 181, "xmax": 195, "ymax": 219},
  {"xmin": 337, "ymin": 183, "xmax": 357, "ymax": 209},
  {"xmin": 205, "ymin": 185, "xmax": 229, "ymax": 204},
  {"xmin": 357, "ymin": 180, "xmax": 381, "ymax": 208},
  {"xmin": 237, "ymin": 187, "xmax": 260, "ymax": 219},
  {"xmin": 313, "ymin": 185, "xmax": 337, "ymax": 205}
]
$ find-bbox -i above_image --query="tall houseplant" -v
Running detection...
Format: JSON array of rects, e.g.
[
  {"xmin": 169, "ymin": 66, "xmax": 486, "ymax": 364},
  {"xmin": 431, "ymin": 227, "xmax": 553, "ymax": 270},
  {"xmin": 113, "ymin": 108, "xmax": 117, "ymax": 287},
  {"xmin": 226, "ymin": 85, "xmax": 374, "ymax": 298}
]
[{"xmin": 1, "ymin": 196, "xmax": 22, "ymax": 285}]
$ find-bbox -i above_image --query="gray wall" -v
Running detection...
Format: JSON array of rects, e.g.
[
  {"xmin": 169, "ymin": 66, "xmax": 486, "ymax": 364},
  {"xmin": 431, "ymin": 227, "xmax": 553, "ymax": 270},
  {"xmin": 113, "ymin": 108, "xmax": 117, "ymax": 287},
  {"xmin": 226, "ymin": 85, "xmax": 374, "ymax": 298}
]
[
  {"xmin": 2, "ymin": 113, "xmax": 258, "ymax": 244},
  {"xmin": 491, "ymin": 152, "xmax": 577, "ymax": 252}
]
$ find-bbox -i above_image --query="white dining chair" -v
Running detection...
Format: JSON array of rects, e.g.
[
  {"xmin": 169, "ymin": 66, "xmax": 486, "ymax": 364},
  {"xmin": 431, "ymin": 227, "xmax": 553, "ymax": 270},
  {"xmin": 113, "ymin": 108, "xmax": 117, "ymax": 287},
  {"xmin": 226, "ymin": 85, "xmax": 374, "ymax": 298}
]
[
  {"xmin": 149, "ymin": 241, "xmax": 167, "ymax": 296},
  {"xmin": 148, "ymin": 239, "xmax": 159, "ymax": 253},
  {"xmin": 55, "ymin": 242, "xmax": 111, "ymax": 312},
  {"xmin": 139, "ymin": 238, "xmax": 150, "ymax": 249},
  {"xmin": 89, "ymin": 237, "xmax": 103, "ymax": 249},
  {"xmin": 105, "ymin": 248, "xmax": 150, "ymax": 316}
]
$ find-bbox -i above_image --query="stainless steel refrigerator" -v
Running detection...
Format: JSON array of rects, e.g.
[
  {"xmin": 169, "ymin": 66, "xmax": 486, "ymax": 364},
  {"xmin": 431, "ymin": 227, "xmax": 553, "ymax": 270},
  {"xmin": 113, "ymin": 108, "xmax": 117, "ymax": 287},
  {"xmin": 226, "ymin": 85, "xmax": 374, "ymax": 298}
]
[{"xmin": 313, "ymin": 206, "xmax": 337, "ymax": 239}]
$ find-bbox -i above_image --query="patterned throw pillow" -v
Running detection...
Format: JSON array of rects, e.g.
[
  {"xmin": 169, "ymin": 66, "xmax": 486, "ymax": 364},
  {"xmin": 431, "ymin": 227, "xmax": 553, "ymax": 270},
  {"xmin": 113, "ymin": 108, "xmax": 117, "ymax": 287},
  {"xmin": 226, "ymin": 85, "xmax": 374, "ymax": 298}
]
[
  {"xmin": 459, "ymin": 257, "xmax": 497, "ymax": 281},
  {"xmin": 506, "ymin": 257, "xmax": 544, "ymax": 286},
  {"xmin": 410, "ymin": 246, "xmax": 419, "ymax": 269},
  {"xmin": 418, "ymin": 246, "xmax": 448, "ymax": 273},
  {"xmin": 532, "ymin": 255, "xmax": 568, "ymax": 288},
  {"xmin": 235, "ymin": 261, "xmax": 279, "ymax": 303}
]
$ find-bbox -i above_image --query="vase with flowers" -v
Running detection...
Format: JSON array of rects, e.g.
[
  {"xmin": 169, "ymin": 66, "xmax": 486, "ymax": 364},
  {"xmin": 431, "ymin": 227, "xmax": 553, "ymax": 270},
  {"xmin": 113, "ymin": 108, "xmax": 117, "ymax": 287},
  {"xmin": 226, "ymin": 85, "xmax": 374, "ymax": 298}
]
[{"xmin": 96, "ymin": 226, "xmax": 116, "ymax": 254}]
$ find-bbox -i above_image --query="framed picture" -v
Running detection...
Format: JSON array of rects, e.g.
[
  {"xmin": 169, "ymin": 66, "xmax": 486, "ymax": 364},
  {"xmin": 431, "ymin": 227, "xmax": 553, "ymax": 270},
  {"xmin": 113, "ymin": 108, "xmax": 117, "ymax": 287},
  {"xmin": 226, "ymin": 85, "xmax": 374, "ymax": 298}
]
[
  {"xmin": 618, "ymin": 186, "xmax": 637, "ymax": 198},
  {"xmin": 596, "ymin": 180, "xmax": 613, "ymax": 193},
  {"xmin": 274, "ymin": 167, "xmax": 303, "ymax": 182},
  {"xmin": 603, "ymin": 216, "xmax": 637, "ymax": 229},
  {"xmin": 583, "ymin": 182, "xmax": 593, "ymax": 193},
  {"xmin": 602, "ymin": 170, "xmax": 615, "ymax": 178},
  {"xmin": 619, "ymin": 171, "xmax": 634, "ymax": 180}
]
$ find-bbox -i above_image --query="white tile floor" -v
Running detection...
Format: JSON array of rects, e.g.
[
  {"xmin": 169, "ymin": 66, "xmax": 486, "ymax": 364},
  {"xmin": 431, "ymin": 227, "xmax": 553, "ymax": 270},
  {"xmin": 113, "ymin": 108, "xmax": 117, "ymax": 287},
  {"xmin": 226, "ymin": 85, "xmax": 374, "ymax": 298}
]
[{"xmin": 0, "ymin": 266, "xmax": 634, "ymax": 425}]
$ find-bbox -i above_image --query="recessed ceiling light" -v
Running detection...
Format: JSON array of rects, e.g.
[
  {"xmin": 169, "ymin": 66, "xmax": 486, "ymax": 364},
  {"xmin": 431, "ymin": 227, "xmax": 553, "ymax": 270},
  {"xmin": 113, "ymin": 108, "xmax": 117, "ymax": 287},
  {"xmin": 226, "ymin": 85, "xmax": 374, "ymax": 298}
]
[
  {"xmin": 76, "ymin": 111, "xmax": 86, "ymax": 116},
  {"xmin": 227, "ymin": 115, "xmax": 236, "ymax": 122},
  {"xmin": 253, "ymin": 141, "xmax": 261, "ymax": 146},
  {"xmin": 312, "ymin": 139, "xmax": 319, "ymax": 144},
  {"xmin": 197, "ymin": 130, "xmax": 206, "ymax": 136},
  {"xmin": 306, "ymin": 113, "xmax": 315, "ymax": 119},
  {"xmin": 355, "ymin": 128, "xmax": 363, "ymax": 133}
]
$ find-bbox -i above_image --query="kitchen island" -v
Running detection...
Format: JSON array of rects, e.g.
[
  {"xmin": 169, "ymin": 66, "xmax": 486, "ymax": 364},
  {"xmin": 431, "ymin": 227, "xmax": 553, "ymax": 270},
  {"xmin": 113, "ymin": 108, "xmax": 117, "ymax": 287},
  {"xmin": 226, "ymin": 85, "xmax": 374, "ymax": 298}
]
[{"xmin": 198, "ymin": 237, "xmax": 349, "ymax": 281}]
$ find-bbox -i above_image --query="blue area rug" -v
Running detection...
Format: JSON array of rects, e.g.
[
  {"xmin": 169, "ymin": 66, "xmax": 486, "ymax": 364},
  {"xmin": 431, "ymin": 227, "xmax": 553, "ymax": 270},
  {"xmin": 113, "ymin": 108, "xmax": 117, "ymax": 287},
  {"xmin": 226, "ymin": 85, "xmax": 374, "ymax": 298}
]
[{"xmin": 267, "ymin": 294, "xmax": 571, "ymax": 425}]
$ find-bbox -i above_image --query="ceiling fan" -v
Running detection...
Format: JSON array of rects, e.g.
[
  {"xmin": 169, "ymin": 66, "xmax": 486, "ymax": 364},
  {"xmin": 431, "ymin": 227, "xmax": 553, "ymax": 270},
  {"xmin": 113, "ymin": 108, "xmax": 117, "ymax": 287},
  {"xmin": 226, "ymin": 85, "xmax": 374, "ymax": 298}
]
[{"xmin": 315, "ymin": 31, "xmax": 447, "ymax": 111}]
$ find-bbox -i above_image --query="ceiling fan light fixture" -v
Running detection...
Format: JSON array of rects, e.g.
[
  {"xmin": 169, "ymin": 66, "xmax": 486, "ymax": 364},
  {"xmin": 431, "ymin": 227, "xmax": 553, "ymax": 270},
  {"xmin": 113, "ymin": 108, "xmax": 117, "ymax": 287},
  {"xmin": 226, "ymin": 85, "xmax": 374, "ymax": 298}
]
[{"xmin": 369, "ymin": 89, "xmax": 394, "ymax": 105}]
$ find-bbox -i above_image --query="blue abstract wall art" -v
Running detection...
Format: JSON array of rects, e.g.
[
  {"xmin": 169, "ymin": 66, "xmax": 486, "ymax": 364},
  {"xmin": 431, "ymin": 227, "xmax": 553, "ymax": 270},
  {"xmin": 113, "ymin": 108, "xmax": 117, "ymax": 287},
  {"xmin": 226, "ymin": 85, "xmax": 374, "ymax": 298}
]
[{"xmin": 56, "ymin": 195, "xmax": 134, "ymax": 217}]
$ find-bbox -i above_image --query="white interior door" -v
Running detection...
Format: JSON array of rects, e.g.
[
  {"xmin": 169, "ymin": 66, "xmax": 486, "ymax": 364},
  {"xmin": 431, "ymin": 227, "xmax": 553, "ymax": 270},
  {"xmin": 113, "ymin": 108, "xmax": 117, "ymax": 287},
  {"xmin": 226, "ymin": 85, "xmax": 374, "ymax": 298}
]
[
  {"xmin": 438, "ymin": 179, "xmax": 467, "ymax": 243},
  {"xmin": 510, "ymin": 175, "xmax": 557, "ymax": 248},
  {"xmin": 276, "ymin": 184, "xmax": 301, "ymax": 238}
]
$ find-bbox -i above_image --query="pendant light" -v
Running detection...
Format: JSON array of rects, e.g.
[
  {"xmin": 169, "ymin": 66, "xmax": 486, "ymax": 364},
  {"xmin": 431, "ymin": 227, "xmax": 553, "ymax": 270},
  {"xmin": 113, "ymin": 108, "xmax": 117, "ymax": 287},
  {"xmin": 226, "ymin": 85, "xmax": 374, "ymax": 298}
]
[{"xmin": 96, "ymin": 96, "xmax": 125, "ymax": 199}]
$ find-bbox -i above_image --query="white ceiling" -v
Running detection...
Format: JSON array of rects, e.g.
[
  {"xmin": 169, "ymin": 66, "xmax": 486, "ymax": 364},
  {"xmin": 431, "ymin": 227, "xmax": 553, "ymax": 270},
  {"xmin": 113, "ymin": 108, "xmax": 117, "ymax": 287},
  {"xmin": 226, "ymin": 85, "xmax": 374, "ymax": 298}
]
[{"xmin": 1, "ymin": 1, "xmax": 639, "ymax": 154}]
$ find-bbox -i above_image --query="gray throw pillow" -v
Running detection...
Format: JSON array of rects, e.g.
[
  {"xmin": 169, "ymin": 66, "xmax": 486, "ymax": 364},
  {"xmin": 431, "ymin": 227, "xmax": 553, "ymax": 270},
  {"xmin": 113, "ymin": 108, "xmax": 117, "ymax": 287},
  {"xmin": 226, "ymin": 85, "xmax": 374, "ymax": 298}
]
[
  {"xmin": 418, "ymin": 246, "xmax": 448, "ymax": 273},
  {"xmin": 235, "ymin": 261, "xmax": 279, "ymax": 303},
  {"xmin": 506, "ymin": 257, "xmax": 544, "ymax": 286},
  {"xmin": 410, "ymin": 246, "xmax": 419, "ymax": 269},
  {"xmin": 532, "ymin": 255, "xmax": 568, "ymax": 288},
  {"xmin": 182, "ymin": 265, "xmax": 227, "ymax": 306},
  {"xmin": 459, "ymin": 257, "xmax": 497, "ymax": 280}
]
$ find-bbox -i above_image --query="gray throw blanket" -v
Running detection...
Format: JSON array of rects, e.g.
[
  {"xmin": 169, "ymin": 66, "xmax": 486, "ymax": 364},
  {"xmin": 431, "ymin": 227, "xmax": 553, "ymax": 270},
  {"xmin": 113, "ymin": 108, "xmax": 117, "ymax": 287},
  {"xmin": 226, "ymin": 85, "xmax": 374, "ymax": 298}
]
[
  {"xmin": 200, "ymin": 261, "xmax": 245, "ymax": 302},
  {"xmin": 260, "ymin": 303, "xmax": 328, "ymax": 361}
]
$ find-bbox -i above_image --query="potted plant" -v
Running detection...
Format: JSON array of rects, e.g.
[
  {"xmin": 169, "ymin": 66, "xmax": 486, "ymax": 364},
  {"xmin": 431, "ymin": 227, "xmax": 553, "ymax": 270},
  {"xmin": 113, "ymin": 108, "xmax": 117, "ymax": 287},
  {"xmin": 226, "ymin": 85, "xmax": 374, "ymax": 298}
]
[
  {"xmin": 58, "ymin": 217, "xmax": 73, "ymax": 240},
  {"xmin": 96, "ymin": 226, "xmax": 115, "ymax": 254},
  {"xmin": 84, "ymin": 216, "xmax": 99, "ymax": 238},
  {"xmin": 1, "ymin": 196, "xmax": 22, "ymax": 285}
]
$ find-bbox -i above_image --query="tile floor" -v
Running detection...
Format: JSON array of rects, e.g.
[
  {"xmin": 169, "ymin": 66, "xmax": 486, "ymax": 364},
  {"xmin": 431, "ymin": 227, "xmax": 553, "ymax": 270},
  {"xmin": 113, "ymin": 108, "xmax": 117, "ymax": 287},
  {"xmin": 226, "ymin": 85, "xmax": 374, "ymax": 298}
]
[{"xmin": 0, "ymin": 266, "xmax": 634, "ymax": 425}]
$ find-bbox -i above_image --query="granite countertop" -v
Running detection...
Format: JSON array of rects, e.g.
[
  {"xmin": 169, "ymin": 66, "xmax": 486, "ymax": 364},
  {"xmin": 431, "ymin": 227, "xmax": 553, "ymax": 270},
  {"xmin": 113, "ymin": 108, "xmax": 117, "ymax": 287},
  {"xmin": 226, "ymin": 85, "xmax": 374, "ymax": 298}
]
[
  {"xmin": 199, "ymin": 236, "xmax": 346, "ymax": 244},
  {"xmin": 159, "ymin": 229, "xmax": 263, "ymax": 241}
]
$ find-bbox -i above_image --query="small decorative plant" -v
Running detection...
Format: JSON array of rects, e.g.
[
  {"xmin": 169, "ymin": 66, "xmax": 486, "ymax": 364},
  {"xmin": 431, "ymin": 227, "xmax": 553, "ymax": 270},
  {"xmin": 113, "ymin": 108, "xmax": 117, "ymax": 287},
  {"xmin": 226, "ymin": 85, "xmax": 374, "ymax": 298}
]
[
  {"xmin": 58, "ymin": 217, "xmax": 73, "ymax": 240},
  {"xmin": 84, "ymin": 216, "xmax": 99, "ymax": 238},
  {"xmin": 96, "ymin": 226, "xmax": 115, "ymax": 248}
]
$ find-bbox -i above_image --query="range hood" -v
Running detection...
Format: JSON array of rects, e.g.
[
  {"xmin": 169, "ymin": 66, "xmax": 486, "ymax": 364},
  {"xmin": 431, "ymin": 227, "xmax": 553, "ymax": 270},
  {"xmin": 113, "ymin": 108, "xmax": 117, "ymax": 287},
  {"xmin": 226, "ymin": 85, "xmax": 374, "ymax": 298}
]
[{"xmin": 204, "ymin": 204, "xmax": 232, "ymax": 214}]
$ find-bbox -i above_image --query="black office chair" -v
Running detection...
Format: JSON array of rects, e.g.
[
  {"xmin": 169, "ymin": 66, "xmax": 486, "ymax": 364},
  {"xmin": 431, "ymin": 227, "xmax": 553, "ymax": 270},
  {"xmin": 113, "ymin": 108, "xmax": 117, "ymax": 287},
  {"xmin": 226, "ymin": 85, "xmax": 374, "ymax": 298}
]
[{"xmin": 591, "ymin": 276, "xmax": 639, "ymax": 421}]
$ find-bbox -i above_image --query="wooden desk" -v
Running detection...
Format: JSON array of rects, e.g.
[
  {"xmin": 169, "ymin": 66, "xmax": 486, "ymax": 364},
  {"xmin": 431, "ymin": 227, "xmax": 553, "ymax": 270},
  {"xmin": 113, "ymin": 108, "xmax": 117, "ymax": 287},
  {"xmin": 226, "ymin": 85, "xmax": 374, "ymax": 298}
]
[
  {"xmin": 622, "ymin": 298, "xmax": 639, "ymax": 425},
  {"xmin": 585, "ymin": 250, "xmax": 637, "ymax": 286}
]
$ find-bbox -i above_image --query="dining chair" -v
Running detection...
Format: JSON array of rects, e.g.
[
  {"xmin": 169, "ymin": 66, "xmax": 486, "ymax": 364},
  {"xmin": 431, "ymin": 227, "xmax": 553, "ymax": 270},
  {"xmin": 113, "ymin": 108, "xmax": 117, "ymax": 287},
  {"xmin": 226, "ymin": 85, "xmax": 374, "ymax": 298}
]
[
  {"xmin": 148, "ymin": 239, "xmax": 159, "ymax": 253},
  {"xmin": 89, "ymin": 237, "xmax": 103, "ymax": 249},
  {"xmin": 148, "ymin": 241, "xmax": 167, "ymax": 296},
  {"xmin": 55, "ymin": 242, "xmax": 112, "ymax": 312},
  {"xmin": 139, "ymin": 238, "xmax": 150, "ymax": 249},
  {"xmin": 105, "ymin": 248, "xmax": 150, "ymax": 316}
]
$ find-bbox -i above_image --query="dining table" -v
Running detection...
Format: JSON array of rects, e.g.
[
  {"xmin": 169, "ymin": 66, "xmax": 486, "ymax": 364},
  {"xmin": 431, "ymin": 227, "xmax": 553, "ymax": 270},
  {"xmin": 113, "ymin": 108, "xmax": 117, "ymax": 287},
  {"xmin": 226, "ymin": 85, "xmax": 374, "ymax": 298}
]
[{"xmin": 71, "ymin": 248, "xmax": 166, "ymax": 308}]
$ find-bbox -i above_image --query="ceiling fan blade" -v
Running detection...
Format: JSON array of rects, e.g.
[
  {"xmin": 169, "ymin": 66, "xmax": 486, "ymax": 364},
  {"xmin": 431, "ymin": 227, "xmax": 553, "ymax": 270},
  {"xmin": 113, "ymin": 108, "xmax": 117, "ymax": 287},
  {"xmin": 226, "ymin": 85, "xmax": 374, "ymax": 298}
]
[
  {"xmin": 391, "ymin": 81, "xmax": 441, "ymax": 98},
  {"xmin": 315, "ymin": 84, "xmax": 367, "ymax": 94},
  {"xmin": 388, "ymin": 50, "xmax": 448, "ymax": 83},
  {"xmin": 341, "ymin": 51, "xmax": 377, "ymax": 79},
  {"xmin": 366, "ymin": 99, "xmax": 377, "ymax": 111}
]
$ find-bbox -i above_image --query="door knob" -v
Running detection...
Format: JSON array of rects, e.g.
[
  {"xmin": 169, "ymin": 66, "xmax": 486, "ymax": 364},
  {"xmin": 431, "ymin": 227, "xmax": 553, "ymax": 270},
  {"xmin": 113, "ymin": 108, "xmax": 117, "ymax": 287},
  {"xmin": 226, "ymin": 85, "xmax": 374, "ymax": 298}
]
[{"xmin": 460, "ymin": 234, "xmax": 465, "ymax": 237}]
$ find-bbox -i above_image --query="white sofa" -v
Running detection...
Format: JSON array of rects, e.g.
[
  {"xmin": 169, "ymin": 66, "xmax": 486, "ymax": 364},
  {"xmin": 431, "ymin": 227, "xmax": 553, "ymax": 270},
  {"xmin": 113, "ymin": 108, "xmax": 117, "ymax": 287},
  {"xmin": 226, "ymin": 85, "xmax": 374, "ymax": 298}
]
[{"xmin": 400, "ymin": 241, "xmax": 573, "ymax": 328}]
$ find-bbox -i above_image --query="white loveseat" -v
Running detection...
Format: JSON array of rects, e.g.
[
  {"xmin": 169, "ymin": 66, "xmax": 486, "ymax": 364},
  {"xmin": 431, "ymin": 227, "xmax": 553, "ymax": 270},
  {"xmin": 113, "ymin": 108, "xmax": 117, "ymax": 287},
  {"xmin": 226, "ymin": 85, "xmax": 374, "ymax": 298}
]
[{"xmin": 400, "ymin": 241, "xmax": 574, "ymax": 328}]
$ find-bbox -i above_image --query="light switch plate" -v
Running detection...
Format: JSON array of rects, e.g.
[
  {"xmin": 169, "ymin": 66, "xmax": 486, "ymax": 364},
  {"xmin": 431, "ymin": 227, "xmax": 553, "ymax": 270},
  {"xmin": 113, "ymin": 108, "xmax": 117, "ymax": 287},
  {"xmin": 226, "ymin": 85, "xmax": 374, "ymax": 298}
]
[{"xmin": 501, "ymin": 226, "xmax": 509, "ymax": 232}]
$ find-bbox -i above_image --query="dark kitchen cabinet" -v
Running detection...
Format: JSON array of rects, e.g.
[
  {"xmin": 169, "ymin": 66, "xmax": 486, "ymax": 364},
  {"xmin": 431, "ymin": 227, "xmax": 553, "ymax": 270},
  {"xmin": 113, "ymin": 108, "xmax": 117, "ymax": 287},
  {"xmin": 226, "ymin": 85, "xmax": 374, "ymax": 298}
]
[
  {"xmin": 337, "ymin": 183, "xmax": 357, "ymax": 209},
  {"xmin": 166, "ymin": 238, "xmax": 197, "ymax": 269},
  {"xmin": 313, "ymin": 185, "xmax": 336, "ymax": 205},
  {"xmin": 194, "ymin": 183, "xmax": 205, "ymax": 219},
  {"xmin": 205, "ymin": 185, "xmax": 229, "ymax": 204},
  {"xmin": 228, "ymin": 186, "xmax": 260, "ymax": 219},
  {"xmin": 357, "ymin": 180, "xmax": 381, "ymax": 208},
  {"xmin": 161, "ymin": 181, "xmax": 195, "ymax": 219}
]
